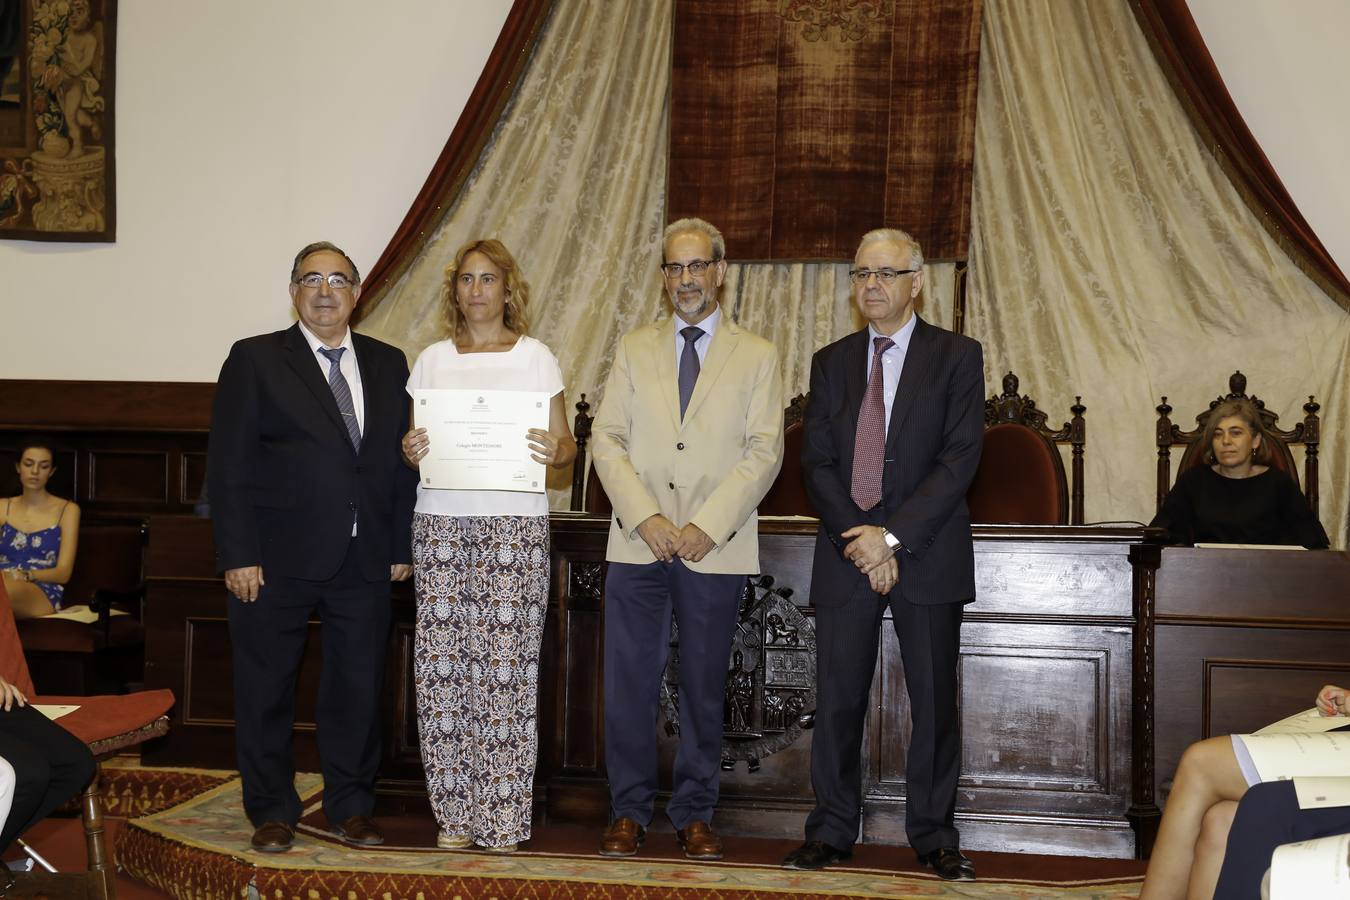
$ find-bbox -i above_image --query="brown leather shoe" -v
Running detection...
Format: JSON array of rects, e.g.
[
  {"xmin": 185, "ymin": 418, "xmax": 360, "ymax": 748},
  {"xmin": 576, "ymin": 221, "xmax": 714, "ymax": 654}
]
[
  {"xmin": 332, "ymin": 815, "xmax": 384, "ymax": 846},
  {"xmin": 250, "ymin": 821, "xmax": 295, "ymax": 853},
  {"xmin": 598, "ymin": 817, "xmax": 645, "ymax": 857},
  {"xmin": 675, "ymin": 821, "xmax": 723, "ymax": 860}
]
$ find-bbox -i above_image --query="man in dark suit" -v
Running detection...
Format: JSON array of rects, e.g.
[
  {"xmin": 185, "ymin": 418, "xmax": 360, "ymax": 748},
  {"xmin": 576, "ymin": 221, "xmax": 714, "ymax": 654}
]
[
  {"xmin": 208, "ymin": 241, "xmax": 416, "ymax": 853},
  {"xmin": 782, "ymin": 228, "xmax": 984, "ymax": 880}
]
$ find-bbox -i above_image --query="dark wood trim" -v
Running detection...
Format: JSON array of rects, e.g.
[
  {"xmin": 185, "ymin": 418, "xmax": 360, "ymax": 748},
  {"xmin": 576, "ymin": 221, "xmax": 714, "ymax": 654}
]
[
  {"xmin": 353, "ymin": 0, "xmax": 557, "ymax": 322},
  {"xmin": 0, "ymin": 380, "xmax": 214, "ymax": 432}
]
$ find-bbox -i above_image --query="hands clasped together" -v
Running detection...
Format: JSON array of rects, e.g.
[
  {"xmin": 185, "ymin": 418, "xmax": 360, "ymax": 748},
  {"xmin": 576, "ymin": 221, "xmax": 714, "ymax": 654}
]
[
  {"xmin": 841, "ymin": 524, "xmax": 899, "ymax": 595},
  {"xmin": 636, "ymin": 514, "xmax": 716, "ymax": 563}
]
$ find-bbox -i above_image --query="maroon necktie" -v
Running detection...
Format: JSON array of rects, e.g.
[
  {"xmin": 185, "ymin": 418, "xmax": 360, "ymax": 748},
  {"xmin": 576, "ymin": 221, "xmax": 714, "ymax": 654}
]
[{"xmin": 850, "ymin": 336, "xmax": 894, "ymax": 510}]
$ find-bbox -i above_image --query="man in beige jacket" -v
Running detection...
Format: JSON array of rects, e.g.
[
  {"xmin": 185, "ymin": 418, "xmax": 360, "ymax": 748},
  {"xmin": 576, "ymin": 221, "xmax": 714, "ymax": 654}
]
[{"xmin": 591, "ymin": 218, "xmax": 783, "ymax": 861}]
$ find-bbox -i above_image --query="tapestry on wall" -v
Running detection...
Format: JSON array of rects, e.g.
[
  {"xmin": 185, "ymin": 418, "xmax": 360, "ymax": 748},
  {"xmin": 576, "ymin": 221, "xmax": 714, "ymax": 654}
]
[
  {"xmin": 0, "ymin": 0, "xmax": 115, "ymax": 241},
  {"xmin": 669, "ymin": 0, "xmax": 981, "ymax": 261}
]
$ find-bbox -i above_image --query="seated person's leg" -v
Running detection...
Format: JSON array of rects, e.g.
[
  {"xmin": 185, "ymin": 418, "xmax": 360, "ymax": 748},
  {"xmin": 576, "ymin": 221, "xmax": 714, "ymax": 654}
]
[
  {"xmin": 1190, "ymin": 800, "xmax": 1238, "ymax": 900},
  {"xmin": 1213, "ymin": 780, "xmax": 1350, "ymax": 900},
  {"xmin": 0, "ymin": 575, "xmax": 56, "ymax": 620},
  {"xmin": 0, "ymin": 704, "xmax": 95, "ymax": 852},
  {"xmin": 1140, "ymin": 736, "xmax": 1249, "ymax": 900}
]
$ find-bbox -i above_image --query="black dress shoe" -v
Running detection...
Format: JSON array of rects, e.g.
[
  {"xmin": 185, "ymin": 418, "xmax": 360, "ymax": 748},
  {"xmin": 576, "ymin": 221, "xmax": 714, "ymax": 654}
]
[
  {"xmin": 918, "ymin": 846, "xmax": 976, "ymax": 881},
  {"xmin": 781, "ymin": 839, "xmax": 852, "ymax": 870}
]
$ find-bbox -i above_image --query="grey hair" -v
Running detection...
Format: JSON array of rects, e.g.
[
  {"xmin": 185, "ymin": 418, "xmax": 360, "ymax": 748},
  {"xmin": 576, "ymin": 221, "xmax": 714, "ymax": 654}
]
[
  {"xmin": 857, "ymin": 227, "xmax": 924, "ymax": 270},
  {"xmin": 290, "ymin": 241, "xmax": 362, "ymax": 285},
  {"xmin": 663, "ymin": 218, "xmax": 726, "ymax": 261}
]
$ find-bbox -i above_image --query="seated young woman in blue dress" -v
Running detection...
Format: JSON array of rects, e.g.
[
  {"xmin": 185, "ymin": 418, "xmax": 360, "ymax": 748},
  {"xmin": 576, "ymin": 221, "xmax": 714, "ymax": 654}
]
[
  {"xmin": 1150, "ymin": 399, "xmax": 1328, "ymax": 548},
  {"xmin": 0, "ymin": 440, "xmax": 81, "ymax": 619}
]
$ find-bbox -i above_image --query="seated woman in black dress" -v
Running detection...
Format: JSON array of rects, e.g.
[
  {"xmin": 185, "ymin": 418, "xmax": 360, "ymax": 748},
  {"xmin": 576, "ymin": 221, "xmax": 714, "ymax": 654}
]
[{"xmin": 1150, "ymin": 399, "xmax": 1328, "ymax": 548}]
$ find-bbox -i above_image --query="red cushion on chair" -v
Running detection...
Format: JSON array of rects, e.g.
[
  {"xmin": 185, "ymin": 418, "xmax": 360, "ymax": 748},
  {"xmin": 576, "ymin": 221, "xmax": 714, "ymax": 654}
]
[
  {"xmin": 38, "ymin": 689, "xmax": 174, "ymax": 755},
  {"xmin": 967, "ymin": 424, "xmax": 1067, "ymax": 525}
]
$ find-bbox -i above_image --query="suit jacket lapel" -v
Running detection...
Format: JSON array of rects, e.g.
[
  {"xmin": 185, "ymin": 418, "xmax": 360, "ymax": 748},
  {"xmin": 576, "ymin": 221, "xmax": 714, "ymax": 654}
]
[
  {"xmin": 284, "ymin": 324, "xmax": 356, "ymax": 454},
  {"xmin": 653, "ymin": 317, "xmax": 681, "ymax": 430},
  {"xmin": 886, "ymin": 316, "xmax": 937, "ymax": 451},
  {"xmin": 351, "ymin": 334, "xmax": 378, "ymax": 458},
  {"xmin": 681, "ymin": 319, "xmax": 740, "ymax": 426},
  {"xmin": 841, "ymin": 329, "xmax": 870, "ymax": 475}
]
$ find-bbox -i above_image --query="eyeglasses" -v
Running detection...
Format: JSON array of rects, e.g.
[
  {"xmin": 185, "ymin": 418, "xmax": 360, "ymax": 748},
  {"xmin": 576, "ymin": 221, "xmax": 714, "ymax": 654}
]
[
  {"xmin": 848, "ymin": 268, "xmax": 917, "ymax": 284},
  {"xmin": 660, "ymin": 258, "xmax": 720, "ymax": 279},
  {"xmin": 296, "ymin": 272, "xmax": 355, "ymax": 290}
]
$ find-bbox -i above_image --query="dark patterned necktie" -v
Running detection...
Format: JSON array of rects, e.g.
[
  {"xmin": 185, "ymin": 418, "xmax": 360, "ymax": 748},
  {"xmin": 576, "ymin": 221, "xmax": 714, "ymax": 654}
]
[
  {"xmin": 850, "ymin": 336, "xmax": 894, "ymax": 510},
  {"xmin": 678, "ymin": 326, "xmax": 704, "ymax": 420},
  {"xmin": 318, "ymin": 347, "xmax": 362, "ymax": 450}
]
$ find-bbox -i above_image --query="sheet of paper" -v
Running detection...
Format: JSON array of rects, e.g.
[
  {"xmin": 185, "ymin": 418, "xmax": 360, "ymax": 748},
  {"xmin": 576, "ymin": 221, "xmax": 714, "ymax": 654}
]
[
  {"xmin": 1257, "ymin": 708, "xmax": 1350, "ymax": 736},
  {"xmin": 1294, "ymin": 777, "xmax": 1350, "ymax": 810},
  {"xmin": 1271, "ymin": 832, "xmax": 1350, "ymax": 899},
  {"xmin": 1236, "ymin": 732, "xmax": 1350, "ymax": 782},
  {"xmin": 33, "ymin": 704, "xmax": 79, "ymax": 721},
  {"xmin": 45, "ymin": 604, "xmax": 131, "ymax": 624},
  {"xmin": 413, "ymin": 389, "xmax": 550, "ymax": 493}
]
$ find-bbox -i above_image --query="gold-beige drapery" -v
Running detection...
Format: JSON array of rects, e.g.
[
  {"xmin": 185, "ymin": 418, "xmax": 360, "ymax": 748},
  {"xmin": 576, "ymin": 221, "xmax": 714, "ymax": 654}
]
[
  {"xmin": 358, "ymin": 0, "xmax": 956, "ymax": 508},
  {"xmin": 362, "ymin": 0, "xmax": 1347, "ymax": 545},
  {"xmin": 967, "ymin": 0, "xmax": 1350, "ymax": 544}
]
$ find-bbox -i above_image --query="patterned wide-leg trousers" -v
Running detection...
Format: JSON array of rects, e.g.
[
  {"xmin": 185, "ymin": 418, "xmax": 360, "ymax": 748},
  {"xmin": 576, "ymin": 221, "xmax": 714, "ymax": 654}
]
[{"xmin": 412, "ymin": 513, "xmax": 550, "ymax": 847}]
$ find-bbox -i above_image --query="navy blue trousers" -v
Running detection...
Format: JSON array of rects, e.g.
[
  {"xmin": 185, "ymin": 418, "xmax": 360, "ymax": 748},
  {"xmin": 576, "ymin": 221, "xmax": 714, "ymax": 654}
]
[
  {"xmin": 227, "ymin": 540, "xmax": 390, "ymax": 828},
  {"xmin": 1214, "ymin": 779, "xmax": 1350, "ymax": 899},
  {"xmin": 603, "ymin": 559, "xmax": 743, "ymax": 829}
]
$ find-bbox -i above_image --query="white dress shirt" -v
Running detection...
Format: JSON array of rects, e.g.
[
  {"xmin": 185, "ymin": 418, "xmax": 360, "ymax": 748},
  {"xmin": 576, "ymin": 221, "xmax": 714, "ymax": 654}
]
[
  {"xmin": 866, "ymin": 313, "xmax": 918, "ymax": 437},
  {"xmin": 298, "ymin": 321, "xmax": 364, "ymax": 535},
  {"xmin": 298, "ymin": 321, "xmax": 365, "ymax": 434},
  {"xmin": 673, "ymin": 302, "xmax": 722, "ymax": 372}
]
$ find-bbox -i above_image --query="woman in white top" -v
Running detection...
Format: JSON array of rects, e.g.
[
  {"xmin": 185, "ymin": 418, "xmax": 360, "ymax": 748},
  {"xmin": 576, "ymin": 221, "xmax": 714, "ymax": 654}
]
[{"xmin": 401, "ymin": 239, "xmax": 576, "ymax": 853}]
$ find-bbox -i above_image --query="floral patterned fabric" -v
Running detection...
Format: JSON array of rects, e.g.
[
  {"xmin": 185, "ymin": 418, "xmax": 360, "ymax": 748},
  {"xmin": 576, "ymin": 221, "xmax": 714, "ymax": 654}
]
[
  {"xmin": 412, "ymin": 512, "xmax": 549, "ymax": 848},
  {"xmin": 0, "ymin": 520, "xmax": 63, "ymax": 608}
]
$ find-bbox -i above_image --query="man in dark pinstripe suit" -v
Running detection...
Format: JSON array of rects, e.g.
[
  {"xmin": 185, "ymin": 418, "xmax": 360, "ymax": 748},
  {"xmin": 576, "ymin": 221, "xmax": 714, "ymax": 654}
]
[{"xmin": 783, "ymin": 228, "xmax": 985, "ymax": 881}]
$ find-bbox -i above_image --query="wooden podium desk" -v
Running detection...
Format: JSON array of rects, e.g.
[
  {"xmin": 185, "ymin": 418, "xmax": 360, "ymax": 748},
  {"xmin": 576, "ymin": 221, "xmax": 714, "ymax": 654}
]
[
  {"xmin": 1129, "ymin": 544, "xmax": 1350, "ymax": 851},
  {"xmin": 142, "ymin": 515, "xmax": 1147, "ymax": 857}
]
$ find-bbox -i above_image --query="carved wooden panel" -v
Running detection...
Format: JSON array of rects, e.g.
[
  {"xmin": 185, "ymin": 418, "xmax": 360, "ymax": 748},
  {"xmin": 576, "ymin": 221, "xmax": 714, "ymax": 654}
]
[
  {"xmin": 181, "ymin": 452, "xmax": 208, "ymax": 506},
  {"xmin": 561, "ymin": 559, "xmax": 604, "ymax": 773},
  {"xmin": 389, "ymin": 621, "xmax": 421, "ymax": 769},
  {"xmin": 1205, "ymin": 659, "xmax": 1350, "ymax": 738},
  {"xmin": 88, "ymin": 450, "xmax": 169, "ymax": 504}
]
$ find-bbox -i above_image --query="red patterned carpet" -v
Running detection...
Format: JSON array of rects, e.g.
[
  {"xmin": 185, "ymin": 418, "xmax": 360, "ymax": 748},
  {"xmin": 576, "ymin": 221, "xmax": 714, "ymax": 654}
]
[{"xmin": 4, "ymin": 766, "xmax": 1148, "ymax": 899}]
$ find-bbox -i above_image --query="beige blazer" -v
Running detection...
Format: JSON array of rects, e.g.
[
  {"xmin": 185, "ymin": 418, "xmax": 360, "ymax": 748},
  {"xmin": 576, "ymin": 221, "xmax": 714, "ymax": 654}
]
[{"xmin": 591, "ymin": 314, "xmax": 784, "ymax": 574}]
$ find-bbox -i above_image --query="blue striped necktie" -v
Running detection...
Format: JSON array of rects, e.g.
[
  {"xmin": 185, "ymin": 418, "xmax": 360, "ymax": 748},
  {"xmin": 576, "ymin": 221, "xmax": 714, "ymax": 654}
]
[
  {"xmin": 678, "ymin": 326, "xmax": 704, "ymax": 420},
  {"xmin": 317, "ymin": 347, "xmax": 362, "ymax": 450}
]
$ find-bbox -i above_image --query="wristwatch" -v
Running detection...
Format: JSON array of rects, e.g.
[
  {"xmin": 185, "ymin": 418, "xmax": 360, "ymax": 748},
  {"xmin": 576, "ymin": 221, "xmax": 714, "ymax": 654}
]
[{"xmin": 881, "ymin": 530, "xmax": 903, "ymax": 554}]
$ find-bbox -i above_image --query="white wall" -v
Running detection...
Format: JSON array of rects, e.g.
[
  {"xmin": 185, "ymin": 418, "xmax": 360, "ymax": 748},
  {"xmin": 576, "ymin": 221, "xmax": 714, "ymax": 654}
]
[
  {"xmin": 0, "ymin": 0, "xmax": 512, "ymax": 382},
  {"xmin": 5, "ymin": 1, "xmax": 1347, "ymax": 383},
  {"xmin": 1189, "ymin": 0, "xmax": 1350, "ymax": 279}
]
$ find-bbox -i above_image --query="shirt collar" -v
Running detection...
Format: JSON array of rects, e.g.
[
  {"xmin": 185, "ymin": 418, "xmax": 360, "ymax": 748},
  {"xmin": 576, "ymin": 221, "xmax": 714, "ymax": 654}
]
[
  {"xmin": 868, "ymin": 312, "xmax": 917, "ymax": 350},
  {"xmin": 298, "ymin": 321, "xmax": 354, "ymax": 357},
  {"xmin": 675, "ymin": 302, "xmax": 722, "ymax": 340}
]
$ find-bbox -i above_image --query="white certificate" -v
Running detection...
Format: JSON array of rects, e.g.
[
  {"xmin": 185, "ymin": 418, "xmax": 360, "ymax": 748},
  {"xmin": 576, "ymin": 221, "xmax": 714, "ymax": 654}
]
[{"xmin": 414, "ymin": 388, "xmax": 550, "ymax": 493}]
